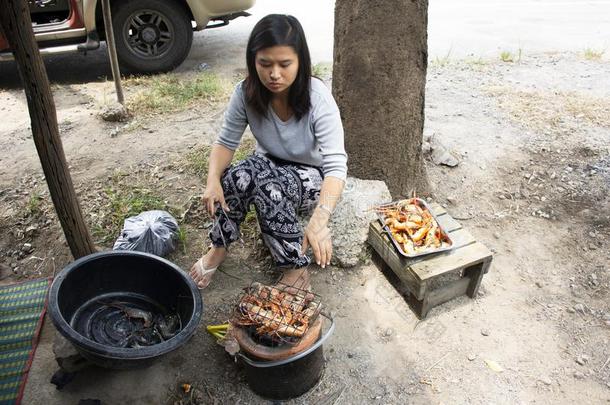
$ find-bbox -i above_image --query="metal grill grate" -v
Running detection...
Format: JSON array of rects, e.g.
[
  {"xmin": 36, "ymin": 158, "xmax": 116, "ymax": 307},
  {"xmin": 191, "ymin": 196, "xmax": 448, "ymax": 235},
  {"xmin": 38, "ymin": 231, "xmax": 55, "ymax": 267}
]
[{"xmin": 231, "ymin": 282, "xmax": 322, "ymax": 347}]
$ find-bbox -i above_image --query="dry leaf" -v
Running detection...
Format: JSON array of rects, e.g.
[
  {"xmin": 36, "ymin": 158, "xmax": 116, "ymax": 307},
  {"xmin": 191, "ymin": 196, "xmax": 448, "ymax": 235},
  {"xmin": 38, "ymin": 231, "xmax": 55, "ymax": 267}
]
[{"xmin": 484, "ymin": 359, "xmax": 504, "ymax": 372}]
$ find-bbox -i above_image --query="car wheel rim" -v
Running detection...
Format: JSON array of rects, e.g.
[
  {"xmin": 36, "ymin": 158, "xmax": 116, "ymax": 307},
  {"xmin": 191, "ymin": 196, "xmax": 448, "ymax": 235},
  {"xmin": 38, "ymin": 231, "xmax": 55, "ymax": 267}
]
[{"xmin": 123, "ymin": 10, "xmax": 174, "ymax": 59}]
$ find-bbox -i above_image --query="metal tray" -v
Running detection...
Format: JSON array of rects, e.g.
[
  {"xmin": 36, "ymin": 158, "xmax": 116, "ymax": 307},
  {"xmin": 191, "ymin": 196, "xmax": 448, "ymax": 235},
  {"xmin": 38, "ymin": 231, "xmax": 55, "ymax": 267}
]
[{"xmin": 375, "ymin": 198, "xmax": 455, "ymax": 259}]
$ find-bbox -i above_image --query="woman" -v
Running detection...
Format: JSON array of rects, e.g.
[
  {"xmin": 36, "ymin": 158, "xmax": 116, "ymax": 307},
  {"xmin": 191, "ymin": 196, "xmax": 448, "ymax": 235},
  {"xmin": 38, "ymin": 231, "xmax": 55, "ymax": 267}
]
[{"xmin": 189, "ymin": 14, "xmax": 347, "ymax": 290}]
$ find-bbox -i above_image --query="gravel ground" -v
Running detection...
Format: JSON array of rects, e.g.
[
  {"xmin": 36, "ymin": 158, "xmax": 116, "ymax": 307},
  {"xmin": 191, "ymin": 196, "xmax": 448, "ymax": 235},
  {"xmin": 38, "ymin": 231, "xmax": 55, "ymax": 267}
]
[{"xmin": 0, "ymin": 51, "xmax": 608, "ymax": 404}]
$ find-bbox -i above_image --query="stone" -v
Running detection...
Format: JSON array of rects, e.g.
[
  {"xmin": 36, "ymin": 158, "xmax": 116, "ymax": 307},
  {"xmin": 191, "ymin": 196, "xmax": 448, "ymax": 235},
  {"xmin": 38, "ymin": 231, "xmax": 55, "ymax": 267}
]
[
  {"xmin": 423, "ymin": 129, "xmax": 434, "ymax": 142},
  {"xmin": 421, "ymin": 140, "xmax": 432, "ymax": 154},
  {"xmin": 100, "ymin": 103, "xmax": 130, "ymax": 122},
  {"xmin": 423, "ymin": 133, "xmax": 459, "ymax": 167},
  {"xmin": 539, "ymin": 377, "xmax": 552, "ymax": 386},
  {"xmin": 328, "ymin": 177, "xmax": 391, "ymax": 268},
  {"xmin": 196, "ymin": 62, "xmax": 210, "ymax": 71},
  {"xmin": 575, "ymin": 355, "xmax": 589, "ymax": 366},
  {"xmin": 431, "ymin": 147, "xmax": 460, "ymax": 167},
  {"xmin": 566, "ymin": 307, "xmax": 575, "ymax": 314},
  {"xmin": 53, "ymin": 332, "xmax": 91, "ymax": 372},
  {"xmin": 384, "ymin": 328, "xmax": 394, "ymax": 337},
  {"xmin": 0, "ymin": 263, "xmax": 11, "ymax": 280},
  {"xmin": 573, "ymin": 304, "xmax": 585, "ymax": 314},
  {"xmin": 573, "ymin": 371, "xmax": 585, "ymax": 380},
  {"xmin": 467, "ymin": 354, "xmax": 477, "ymax": 361},
  {"xmin": 481, "ymin": 329, "xmax": 490, "ymax": 336}
]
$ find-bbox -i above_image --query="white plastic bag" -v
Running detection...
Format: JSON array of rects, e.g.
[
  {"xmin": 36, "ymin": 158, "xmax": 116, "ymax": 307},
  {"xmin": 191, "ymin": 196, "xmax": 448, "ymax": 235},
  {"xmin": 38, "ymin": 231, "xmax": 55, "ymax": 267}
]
[{"xmin": 113, "ymin": 210, "xmax": 179, "ymax": 257}]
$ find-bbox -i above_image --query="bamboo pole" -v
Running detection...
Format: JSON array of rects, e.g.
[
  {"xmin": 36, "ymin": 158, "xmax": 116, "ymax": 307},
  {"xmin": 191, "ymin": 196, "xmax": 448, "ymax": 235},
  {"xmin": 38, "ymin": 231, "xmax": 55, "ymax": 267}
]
[{"xmin": 100, "ymin": 0, "xmax": 125, "ymax": 105}]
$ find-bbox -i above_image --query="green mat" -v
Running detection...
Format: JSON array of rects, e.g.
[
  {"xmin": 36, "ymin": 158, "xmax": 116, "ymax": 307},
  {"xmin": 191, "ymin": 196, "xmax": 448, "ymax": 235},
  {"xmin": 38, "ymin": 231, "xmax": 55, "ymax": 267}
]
[{"xmin": 0, "ymin": 278, "xmax": 51, "ymax": 405}]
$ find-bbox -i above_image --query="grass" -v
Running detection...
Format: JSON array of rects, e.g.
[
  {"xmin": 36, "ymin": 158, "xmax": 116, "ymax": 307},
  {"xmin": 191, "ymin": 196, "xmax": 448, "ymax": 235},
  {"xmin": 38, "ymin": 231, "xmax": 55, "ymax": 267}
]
[
  {"xmin": 125, "ymin": 72, "xmax": 228, "ymax": 116},
  {"xmin": 432, "ymin": 47, "xmax": 453, "ymax": 67},
  {"xmin": 463, "ymin": 57, "xmax": 490, "ymax": 71},
  {"xmin": 500, "ymin": 48, "xmax": 523, "ymax": 63},
  {"xmin": 358, "ymin": 245, "xmax": 373, "ymax": 264},
  {"xmin": 184, "ymin": 138, "xmax": 257, "ymax": 177},
  {"xmin": 583, "ymin": 48, "xmax": 605, "ymax": 61},
  {"xmin": 176, "ymin": 227, "xmax": 188, "ymax": 254},
  {"xmin": 465, "ymin": 57, "xmax": 488, "ymax": 66},
  {"xmin": 486, "ymin": 86, "xmax": 610, "ymax": 132},
  {"xmin": 312, "ymin": 62, "xmax": 332, "ymax": 79},
  {"xmin": 121, "ymin": 119, "xmax": 145, "ymax": 133},
  {"xmin": 500, "ymin": 51, "xmax": 514, "ymax": 63},
  {"xmin": 184, "ymin": 144, "xmax": 212, "ymax": 177},
  {"xmin": 24, "ymin": 193, "xmax": 43, "ymax": 217},
  {"xmin": 91, "ymin": 172, "xmax": 171, "ymax": 243},
  {"xmin": 240, "ymin": 209, "xmax": 260, "ymax": 241},
  {"xmin": 232, "ymin": 138, "xmax": 256, "ymax": 163}
]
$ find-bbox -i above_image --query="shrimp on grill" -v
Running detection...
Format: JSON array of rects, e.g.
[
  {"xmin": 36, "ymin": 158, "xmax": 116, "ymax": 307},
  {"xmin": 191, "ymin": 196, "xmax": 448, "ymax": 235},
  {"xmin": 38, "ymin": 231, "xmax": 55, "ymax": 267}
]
[{"xmin": 232, "ymin": 284, "xmax": 320, "ymax": 339}]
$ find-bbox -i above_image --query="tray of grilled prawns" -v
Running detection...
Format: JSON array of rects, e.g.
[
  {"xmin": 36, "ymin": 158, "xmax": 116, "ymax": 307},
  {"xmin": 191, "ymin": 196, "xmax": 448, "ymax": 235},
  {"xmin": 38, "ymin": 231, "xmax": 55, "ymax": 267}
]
[{"xmin": 374, "ymin": 198, "xmax": 454, "ymax": 258}]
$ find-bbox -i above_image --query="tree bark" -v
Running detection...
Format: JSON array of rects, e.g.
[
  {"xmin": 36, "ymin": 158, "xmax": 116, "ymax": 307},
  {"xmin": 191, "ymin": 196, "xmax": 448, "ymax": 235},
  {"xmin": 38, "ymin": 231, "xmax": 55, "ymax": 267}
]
[
  {"xmin": 333, "ymin": 0, "xmax": 430, "ymax": 198},
  {"xmin": 0, "ymin": 0, "xmax": 96, "ymax": 259}
]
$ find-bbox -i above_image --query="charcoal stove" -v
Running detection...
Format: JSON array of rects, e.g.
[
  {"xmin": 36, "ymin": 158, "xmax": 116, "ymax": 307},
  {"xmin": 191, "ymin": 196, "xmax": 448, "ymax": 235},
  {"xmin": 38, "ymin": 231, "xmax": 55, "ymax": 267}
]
[{"xmin": 230, "ymin": 282, "xmax": 334, "ymax": 400}]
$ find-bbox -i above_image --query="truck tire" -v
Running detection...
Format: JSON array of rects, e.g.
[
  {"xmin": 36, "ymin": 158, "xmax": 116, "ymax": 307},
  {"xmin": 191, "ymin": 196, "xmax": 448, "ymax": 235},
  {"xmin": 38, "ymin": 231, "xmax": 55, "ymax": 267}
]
[{"xmin": 111, "ymin": 0, "xmax": 193, "ymax": 73}]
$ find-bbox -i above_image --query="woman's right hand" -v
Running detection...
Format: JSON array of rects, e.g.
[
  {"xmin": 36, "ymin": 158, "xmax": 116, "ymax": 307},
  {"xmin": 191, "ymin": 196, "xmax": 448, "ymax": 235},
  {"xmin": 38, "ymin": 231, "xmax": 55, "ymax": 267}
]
[{"xmin": 202, "ymin": 179, "xmax": 229, "ymax": 217}]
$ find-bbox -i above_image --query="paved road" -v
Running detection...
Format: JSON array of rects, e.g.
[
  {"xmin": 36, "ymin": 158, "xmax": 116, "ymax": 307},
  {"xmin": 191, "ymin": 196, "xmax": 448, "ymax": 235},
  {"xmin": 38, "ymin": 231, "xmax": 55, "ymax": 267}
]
[
  {"xmin": 240, "ymin": 0, "xmax": 610, "ymax": 61},
  {"xmin": 428, "ymin": 0, "xmax": 610, "ymax": 58},
  {"xmin": 0, "ymin": 0, "xmax": 608, "ymax": 85}
]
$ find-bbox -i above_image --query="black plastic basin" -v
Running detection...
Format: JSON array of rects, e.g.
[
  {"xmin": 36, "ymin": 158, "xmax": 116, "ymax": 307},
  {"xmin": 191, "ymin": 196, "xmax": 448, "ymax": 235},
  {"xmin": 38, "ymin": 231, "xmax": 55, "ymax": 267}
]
[{"xmin": 48, "ymin": 251, "xmax": 202, "ymax": 369}]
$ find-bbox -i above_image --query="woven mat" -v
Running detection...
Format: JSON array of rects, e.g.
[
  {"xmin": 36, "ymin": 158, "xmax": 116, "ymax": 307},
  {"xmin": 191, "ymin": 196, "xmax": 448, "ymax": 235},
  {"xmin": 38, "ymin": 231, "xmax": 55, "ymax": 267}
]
[{"xmin": 0, "ymin": 279, "xmax": 51, "ymax": 405}]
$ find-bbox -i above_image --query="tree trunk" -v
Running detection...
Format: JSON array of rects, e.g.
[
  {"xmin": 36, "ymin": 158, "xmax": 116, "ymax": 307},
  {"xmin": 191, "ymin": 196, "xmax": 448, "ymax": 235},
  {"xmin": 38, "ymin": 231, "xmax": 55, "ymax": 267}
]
[
  {"xmin": 0, "ymin": 0, "xmax": 96, "ymax": 259},
  {"xmin": 333, "ymin": 0, "xmax": 429, "ymax": 198}
]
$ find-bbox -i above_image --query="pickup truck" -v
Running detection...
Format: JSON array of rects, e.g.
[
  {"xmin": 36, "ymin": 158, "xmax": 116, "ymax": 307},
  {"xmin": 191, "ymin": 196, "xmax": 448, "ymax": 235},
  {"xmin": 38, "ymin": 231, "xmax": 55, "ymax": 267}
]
[{"xmin": 0, "ymin": 0, "xmax": 255, "ymax": 73}]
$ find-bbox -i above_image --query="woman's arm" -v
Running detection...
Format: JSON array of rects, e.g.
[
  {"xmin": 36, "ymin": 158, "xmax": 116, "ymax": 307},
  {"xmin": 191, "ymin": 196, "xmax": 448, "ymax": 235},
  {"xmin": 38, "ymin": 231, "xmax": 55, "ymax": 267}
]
[
  {"xmin": 203, "ymin": 144, "xmax": 235, "ymax": 216},
  {"xmin": 204, "ymin": 82, "xmax": 248, "ymax": 216},
  {"xmin": 302, "ymin": 175, "xmax": 345, "ymax": 268},
  {"xmin": 301, "ymin": 82, "xmax": 349, "ymax": 267}
]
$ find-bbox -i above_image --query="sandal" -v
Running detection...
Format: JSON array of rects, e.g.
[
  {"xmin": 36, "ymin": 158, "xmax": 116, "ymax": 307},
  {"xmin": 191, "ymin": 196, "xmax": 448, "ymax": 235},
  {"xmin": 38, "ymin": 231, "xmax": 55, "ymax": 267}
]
[{"xmin": 189, "ymin": 257, "xmax": 218, "ymax": 290}]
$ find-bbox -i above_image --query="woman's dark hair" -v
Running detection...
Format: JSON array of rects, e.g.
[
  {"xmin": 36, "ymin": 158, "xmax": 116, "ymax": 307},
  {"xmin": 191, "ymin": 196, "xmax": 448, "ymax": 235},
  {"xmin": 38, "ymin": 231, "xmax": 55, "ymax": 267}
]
[{"xmin": 245, "ymin": 14, "xmax": 312, "ymax": 120}]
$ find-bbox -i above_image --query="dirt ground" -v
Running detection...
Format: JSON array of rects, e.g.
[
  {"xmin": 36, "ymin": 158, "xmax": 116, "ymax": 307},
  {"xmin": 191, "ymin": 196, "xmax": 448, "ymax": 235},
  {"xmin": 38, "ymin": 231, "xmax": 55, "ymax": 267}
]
[{"xmin": 0, "ymin": 47, "xmax": 609, "ymax": 404}]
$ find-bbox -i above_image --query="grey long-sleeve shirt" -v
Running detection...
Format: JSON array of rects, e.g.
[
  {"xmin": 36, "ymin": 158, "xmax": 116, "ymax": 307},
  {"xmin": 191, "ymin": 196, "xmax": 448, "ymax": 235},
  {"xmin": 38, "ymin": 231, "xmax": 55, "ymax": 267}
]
[{"xmin": 215, "ymin": 78, "xmax": 348, "ymax": 180}]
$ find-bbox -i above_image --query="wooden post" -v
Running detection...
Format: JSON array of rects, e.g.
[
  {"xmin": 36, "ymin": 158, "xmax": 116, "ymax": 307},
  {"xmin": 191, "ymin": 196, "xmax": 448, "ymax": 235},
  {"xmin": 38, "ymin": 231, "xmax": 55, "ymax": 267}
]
[
  {"xmin": 0, "ymin": 0, "xmax": 96, "ymax": 259},
  {"xmin": 101, "ymin": 0, "xmax": 125, "ymax": 105}
]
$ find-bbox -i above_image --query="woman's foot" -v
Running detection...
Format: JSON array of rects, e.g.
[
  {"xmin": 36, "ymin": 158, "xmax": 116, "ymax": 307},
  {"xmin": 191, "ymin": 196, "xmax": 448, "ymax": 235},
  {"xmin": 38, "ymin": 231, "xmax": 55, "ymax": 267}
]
[
  {"xmin": 276, "ymin": 267, "xmax": 311, "ymax": 294},
  {"xmin": 189, "ymin": 246, "xmax": 227, "ymax": 289}
]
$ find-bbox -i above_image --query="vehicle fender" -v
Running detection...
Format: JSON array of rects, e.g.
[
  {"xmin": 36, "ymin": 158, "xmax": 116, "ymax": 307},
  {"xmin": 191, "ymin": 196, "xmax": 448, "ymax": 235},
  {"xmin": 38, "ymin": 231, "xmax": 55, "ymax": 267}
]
[
  {"xmin": 186, "ymin": 0, "xmax": 255, "ymax": 29},
  {"xmin": 82, "ymin": 0, "xmax": 254, "ymax": 32}
]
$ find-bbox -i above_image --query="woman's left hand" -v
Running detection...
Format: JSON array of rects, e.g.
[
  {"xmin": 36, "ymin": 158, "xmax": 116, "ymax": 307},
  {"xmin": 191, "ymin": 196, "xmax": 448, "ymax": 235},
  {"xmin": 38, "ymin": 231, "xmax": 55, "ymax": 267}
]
[{"xmin": 302, "ymin": 211, "xmax": 332, "ymax": 268}]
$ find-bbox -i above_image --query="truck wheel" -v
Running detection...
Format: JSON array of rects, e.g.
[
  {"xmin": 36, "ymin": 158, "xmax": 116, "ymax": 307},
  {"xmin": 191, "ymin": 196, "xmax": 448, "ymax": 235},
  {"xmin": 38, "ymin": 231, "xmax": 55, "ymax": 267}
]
[{"xmin": 112, "ymin": 0, "xmax": 193, "ymax": 73}]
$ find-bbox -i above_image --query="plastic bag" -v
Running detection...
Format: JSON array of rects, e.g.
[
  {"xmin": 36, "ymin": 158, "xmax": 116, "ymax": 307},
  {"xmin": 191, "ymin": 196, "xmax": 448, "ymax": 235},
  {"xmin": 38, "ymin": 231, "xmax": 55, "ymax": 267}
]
[{"xmin": 113, "ymin": 210, "xmax": 179, "ymax": 257}]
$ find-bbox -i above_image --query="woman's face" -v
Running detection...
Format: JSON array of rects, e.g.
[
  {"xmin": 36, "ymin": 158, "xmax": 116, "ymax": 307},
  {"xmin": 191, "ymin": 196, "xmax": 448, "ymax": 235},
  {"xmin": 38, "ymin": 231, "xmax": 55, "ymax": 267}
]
[{"xmin": 255, "ymin": 45, "xmax": 299, "ymax": 96}]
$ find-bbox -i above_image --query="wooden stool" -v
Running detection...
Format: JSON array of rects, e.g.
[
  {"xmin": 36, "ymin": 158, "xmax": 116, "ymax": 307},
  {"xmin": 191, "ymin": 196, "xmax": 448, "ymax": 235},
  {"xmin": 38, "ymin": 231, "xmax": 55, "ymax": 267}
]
[{"xmin": 367, "ymin": 203, "xmax": 492, "ymax": 319}]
